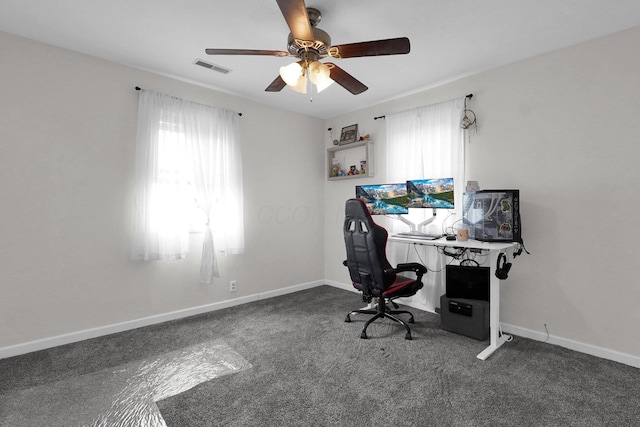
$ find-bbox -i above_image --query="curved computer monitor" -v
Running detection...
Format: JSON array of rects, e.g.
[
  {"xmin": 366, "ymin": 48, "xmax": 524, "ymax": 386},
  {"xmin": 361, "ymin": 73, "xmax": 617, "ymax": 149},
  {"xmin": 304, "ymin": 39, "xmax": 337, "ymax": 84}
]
[
  {"xmin": 355, "ymin": 183, "xmax": 409, "ymax": 215},
  {"xmin": 407, "ymin": 177, "xmax": 455, "ymax": 209}
]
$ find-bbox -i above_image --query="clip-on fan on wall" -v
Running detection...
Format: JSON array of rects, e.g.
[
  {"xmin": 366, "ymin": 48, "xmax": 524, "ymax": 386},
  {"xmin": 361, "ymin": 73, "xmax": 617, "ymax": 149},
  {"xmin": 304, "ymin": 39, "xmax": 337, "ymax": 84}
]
[{"xmin": 205, "ymin": 0, "xmax": 410, "ymax": 95}]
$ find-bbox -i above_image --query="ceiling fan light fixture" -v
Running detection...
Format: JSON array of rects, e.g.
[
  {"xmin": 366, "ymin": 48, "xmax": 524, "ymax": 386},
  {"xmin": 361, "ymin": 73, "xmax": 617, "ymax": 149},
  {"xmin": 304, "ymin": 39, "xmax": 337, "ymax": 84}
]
[
  {"xmin": 291, "ymin": 74, "xmax": 308, "ymax": 94},
  {"xmin": 280, "ymin": 61, "xmax": 304, "ymax": 87},
  {"xmin": 279, "ymin": 62, "xmax": 307, "ymax": 93},
  {"xmin": 309, "ymin": 61, "xmax": 333, "ymax": 92},
  {"xmin": 280, "ymin": 60, "xmax": 333, "ymax": 94}
]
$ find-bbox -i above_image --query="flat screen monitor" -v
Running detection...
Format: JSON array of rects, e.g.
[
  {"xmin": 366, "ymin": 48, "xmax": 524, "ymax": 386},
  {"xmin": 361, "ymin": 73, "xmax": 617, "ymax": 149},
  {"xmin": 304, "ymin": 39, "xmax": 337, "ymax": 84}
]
[
  {"xmin": 407, "ymin": 177, "xmax": 455, "ymax": 209},
  {"xmin": 355, "ymin": 183, "xmax": 409, "ymax": 215}
]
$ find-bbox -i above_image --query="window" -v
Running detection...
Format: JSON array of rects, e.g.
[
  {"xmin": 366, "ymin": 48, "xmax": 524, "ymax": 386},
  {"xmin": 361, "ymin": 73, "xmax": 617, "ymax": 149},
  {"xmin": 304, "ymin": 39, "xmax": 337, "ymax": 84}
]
[
  {"xmin": 132, "ymin": 90, "xmax": 244, "ymax": 283},
  {"xmin": 155, "ymin": 121, "xmax": 206, "ymax": 233},
  {"xmin": 386, "ymin": 97, "xmax": 465, "ymax": 216}
]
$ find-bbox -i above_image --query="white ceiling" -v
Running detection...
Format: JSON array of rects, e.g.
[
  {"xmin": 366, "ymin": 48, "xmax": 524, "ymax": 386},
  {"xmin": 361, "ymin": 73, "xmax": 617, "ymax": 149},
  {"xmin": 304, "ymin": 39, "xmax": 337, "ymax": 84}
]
[{"xmin": 2, "ymin": 0, "xmax": 639, "ymax": 119}]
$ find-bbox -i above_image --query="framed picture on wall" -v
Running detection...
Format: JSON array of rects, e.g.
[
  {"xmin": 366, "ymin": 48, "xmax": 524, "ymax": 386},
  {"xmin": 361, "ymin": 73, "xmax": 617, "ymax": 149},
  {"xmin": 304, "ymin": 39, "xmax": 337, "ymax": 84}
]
[{"xmin": 339, "ymin": 124, "xmax": 358, "ymax": 145}]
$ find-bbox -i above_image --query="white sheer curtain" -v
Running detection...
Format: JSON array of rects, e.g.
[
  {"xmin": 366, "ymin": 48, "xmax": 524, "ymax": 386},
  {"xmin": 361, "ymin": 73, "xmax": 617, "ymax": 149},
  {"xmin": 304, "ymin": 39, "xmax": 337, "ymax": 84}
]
[
  {"xmin": 132, "ymin": 90, "xmax": 244, "ymax": 283},
  {"xmin": 385, "ymin": 97, "xmax": 465, "ymax": 310},
  {"xmin": 386, "ymin": 97, "xmax": 465, "ymax": 212}
]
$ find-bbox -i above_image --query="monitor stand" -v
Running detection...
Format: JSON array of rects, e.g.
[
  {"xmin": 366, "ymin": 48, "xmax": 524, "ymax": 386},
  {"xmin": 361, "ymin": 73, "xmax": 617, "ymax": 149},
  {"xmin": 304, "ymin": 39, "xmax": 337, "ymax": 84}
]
[{"xmin": 388, "ymin": 208, "xmax": 438, "ymax": 236}]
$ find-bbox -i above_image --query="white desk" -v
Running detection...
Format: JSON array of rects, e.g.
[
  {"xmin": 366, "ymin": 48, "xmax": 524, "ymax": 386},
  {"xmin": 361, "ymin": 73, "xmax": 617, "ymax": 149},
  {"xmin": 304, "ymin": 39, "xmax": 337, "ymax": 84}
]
[{"xmin": 388, "ymin": 235, "xmax": 518, "ymax": 360}]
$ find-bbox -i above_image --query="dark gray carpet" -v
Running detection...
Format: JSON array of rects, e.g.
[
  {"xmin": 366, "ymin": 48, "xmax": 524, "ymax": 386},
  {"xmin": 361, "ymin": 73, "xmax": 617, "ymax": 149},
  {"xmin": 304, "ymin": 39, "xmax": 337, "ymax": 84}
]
[
  {"xmin": 155, "ymin": 286, "xmax": 640, "ymax": 426},
  {"xmin": 1, "ymin": 285, "xmax": 639, "ymax": 426}
]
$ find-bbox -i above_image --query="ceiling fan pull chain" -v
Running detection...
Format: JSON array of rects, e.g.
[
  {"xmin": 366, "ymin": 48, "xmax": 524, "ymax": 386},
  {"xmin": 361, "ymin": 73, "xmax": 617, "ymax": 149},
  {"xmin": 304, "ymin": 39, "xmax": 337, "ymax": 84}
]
[{"xmin": 308, "ymin": 73, "xmax": 315, "ymax": 102}]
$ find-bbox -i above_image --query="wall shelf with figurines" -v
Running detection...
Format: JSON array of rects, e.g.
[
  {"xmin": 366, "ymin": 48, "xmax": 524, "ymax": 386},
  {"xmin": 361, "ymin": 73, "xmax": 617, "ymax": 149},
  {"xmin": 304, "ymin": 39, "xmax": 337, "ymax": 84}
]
[{"xmin": 327, "ymin": 138, "xmax": 373, "ymax": 181}]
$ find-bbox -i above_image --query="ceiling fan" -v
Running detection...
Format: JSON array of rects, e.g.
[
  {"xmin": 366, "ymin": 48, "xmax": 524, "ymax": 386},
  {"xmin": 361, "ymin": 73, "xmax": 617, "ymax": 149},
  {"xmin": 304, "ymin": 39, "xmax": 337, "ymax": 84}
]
[{"xmin": 205, "ymin": 0, "xmax": 410, "ymax": 95}]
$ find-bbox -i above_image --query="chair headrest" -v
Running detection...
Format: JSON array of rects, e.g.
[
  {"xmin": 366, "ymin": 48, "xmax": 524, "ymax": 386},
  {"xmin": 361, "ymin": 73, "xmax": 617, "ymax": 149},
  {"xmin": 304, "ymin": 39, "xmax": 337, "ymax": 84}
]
[{"xmin": 345, "ymin": 198, "xmax": 372, "ymax": 221}]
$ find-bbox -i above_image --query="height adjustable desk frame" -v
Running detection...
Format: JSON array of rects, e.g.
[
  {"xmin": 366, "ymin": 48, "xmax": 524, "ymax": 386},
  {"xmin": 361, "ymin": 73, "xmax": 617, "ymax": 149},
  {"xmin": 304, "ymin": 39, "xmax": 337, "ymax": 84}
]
[{"xmin": 388, "ymin": 236, "xmax": 518, "ymax": 360}]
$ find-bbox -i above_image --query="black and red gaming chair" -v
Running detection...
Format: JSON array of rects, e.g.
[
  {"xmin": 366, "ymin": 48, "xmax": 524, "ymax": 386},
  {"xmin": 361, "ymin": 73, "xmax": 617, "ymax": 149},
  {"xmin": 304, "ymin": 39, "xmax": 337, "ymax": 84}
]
[{"xmin": 343, "ymin": 198, "xmax": 428, "ymax": 340}]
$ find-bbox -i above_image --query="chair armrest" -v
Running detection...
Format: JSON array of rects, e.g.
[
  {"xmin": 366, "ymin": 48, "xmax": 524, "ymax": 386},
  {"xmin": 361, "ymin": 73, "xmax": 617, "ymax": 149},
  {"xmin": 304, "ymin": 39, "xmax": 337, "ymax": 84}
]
[{"xmin": 386, "ymin": 263, "xmax": 428, "ymax": 277}]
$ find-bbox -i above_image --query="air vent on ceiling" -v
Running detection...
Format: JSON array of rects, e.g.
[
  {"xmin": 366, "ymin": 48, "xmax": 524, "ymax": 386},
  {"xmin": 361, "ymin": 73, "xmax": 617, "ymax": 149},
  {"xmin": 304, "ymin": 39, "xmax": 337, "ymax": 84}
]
[{"xmin": 193, "ymin": 59, "xmax": 231, "ymax": 74}]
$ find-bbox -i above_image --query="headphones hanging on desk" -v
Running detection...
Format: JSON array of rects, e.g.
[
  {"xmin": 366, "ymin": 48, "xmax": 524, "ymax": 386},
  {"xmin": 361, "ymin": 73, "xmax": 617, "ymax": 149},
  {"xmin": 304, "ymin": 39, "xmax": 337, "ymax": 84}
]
[{"xmin": 495, "ymin": 253, "xmax": 512, "ymax": 280}]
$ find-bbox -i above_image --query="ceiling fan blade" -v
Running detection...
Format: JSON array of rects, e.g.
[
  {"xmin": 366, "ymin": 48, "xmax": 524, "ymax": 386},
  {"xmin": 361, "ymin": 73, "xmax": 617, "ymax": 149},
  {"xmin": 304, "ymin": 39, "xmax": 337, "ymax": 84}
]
[
  {"xmin": 325, "ymin": 63, "xmax": 368, "ymax": 95},
  {"xmin": 332, "ymin": 37, "xmax": 410, "ymax": 58},
  {"xmin": 265, "ymin": 75, "xmax": 287, "ymax": 92},
  {"xmin": 206, "ymin": 48, "xmax": 289, "ymax": 57},
  {"xmin": 276, "ymin": 0, "xmax": 314, "ymax": 41}
]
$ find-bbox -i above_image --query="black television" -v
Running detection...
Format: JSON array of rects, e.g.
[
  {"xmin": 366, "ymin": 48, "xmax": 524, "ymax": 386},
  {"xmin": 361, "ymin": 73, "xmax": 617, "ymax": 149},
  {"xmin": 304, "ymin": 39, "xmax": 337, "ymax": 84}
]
[
  {"xmin": 355, "ymin": 183, "xmax": 409, "ymax": 215},
  {"xmin": 407, "ymin": 177, "xmax": 455, "ymax": 209}
]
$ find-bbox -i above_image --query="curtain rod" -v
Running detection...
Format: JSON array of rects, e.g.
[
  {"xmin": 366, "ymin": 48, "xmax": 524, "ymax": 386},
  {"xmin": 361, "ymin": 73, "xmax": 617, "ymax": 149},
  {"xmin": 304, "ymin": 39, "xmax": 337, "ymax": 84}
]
[
  {"xmin": 373, "ymin": 93, "xmax": 473, "ymax": 120},
  {"xmin": 135, "ymin": 86, "xmax": 242, "ymax": 116}
]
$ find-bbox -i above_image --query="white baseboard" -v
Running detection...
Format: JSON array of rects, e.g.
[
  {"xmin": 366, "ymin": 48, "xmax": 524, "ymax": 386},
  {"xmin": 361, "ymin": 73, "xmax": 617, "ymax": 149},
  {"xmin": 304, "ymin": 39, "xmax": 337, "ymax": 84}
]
[
  {"xmin": 3, "ymin": 279, "xmax": 640, "ymax": 370},
  {"xmin": 501, "ymin": 323, "xmax": 640, "ymax": 369},
  {"xmin": 324, "ymin": 280, "xmax": 357, "ymax": 293},
  {"xmin": 327, "ymin": 280, "xmax": 640, "ymax": 369},
  {"xmin": 0, "ymin": 280, "xmax": 324, "ymax": 360}
]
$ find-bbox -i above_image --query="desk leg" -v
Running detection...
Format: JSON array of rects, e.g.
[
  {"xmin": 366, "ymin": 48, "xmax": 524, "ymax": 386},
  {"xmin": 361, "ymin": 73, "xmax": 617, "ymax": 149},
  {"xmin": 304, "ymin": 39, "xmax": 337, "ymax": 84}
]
[{"xmin": 477, "ymin": 250, "xmax": 512, "ymax": 360}]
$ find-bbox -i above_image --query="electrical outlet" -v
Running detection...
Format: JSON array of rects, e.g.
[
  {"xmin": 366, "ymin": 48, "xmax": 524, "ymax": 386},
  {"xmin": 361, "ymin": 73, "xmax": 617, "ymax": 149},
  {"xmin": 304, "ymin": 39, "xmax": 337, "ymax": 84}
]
[{"xmin": 229, "ymin": 280, "xmax": 237, "ymax": 292}]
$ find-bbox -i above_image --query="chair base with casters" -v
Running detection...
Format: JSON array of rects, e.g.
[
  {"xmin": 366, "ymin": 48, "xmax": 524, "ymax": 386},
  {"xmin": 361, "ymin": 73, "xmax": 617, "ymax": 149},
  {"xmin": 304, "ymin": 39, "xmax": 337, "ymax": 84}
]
[
  {"xmin": 343, "ymin": 261, "xmax": 427, "ymax": 340},
  {"xmin": 343, "ymin": 268, "xmax": 426, "ymax": 340},
  {"xmin": 345, "ymin": 295, "xmax": 416, "ymax": 340}
]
